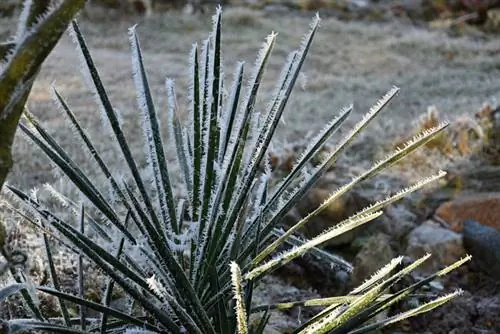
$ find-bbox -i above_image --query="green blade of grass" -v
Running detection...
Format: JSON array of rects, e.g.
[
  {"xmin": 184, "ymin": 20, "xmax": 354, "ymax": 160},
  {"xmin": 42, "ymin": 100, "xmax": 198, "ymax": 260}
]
[
  {"xmin": 77, "ymin": 205, "xmax": 86, "ymax": 331},
  {"xmin": 349, "ymin": 290, "xmax": 462, "ymax": 334},
  {"xmin": 328, "ymin": 255, "xmax": 470, "ymax": 333},
  {"xmin": 129, "ymin": 26, "xmax": 178, "ymax": 235},
  {"xmin": 190, "ymin": 43, "xmax": 202, "ymax": 223},
  {"xmin": 18, "ymin": 121, "xmax": 133, "ymax": 242},
  {"xmin": 7, "ymin": 186, "xmax": 154, "ymax": 293},
  {"xmin": 71, "ymin": 21, "xmax": 160, "ymax": 241},
  {"xmin": 99, "ymin": 212, "xmax": 129, "ymax": 334},
  {"xmin": 246, "ymin": 211, "xmax": 383, "ymax": 281},
  {"xmin": 121, "ymin": 184, "xmax": 216, "ymax": 334},
  {"xmin": 167, "ymin": 78, "xmax": 193, "ymax": 197},
  {"xmin": 270, "ymin": 228, "xmax": 353, "ymax": 272},
  {"xmin": 219, "ymin": 61, "xmax": 244, "ymax": 161},
  {"xmin": 40, "ymin": 219, "xmax": 71, "ymax": 327},
  {"xmin": 193, "ymin": 30, "xmax": 278, "ymax": 292},
  {"xmin": 4, "ymin": 320, "xmax": 89, "ymax": 334},
  {"xmin": 196, "ymin": 9, "xmax": 224, "ymax": 258},
  {"xmin": 37, "ymin": 287, "xmax": 162, "ymax": 332},
  {"xmin": 199, "ymin": 36, "xmax": 281, "ymax": 273},
  {"xmin": 50, "ymin": 87, "xmax": 144, "ymax": 235},
  {"xmin": 231, "ymin": 262, "xmax": 248, "ymax": 334},
  {"xmin": 235, "ymin": 16, "xmax": 321, "ymax": 217},
  {"xmin": 226, "ymin": 17, "xmax": 322, "ymax": 257},
  {"xmin": 250, "ymin": 295, "xmax": 394, "ymax": 313}
]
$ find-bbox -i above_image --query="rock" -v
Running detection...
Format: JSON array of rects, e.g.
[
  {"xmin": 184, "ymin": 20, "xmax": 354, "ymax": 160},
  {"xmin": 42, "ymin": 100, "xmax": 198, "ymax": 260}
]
[
  {"xmin": 434, "ymin": 192, "xmax": 500, "ymax": 232},
  {"xmin": 406, "ymin": 220, "xmax": 465, "ymax": 274},
  {"xmin": 349, "ymin": 233, "xmax": 395, "ymax": 288},
  {"xmin": 463, "ymin": 220, "xmax": 500, "ymax": 280},
  {"xmin": 294, "ymin": 187, "xmax": 371, "ymax": 246},
  {"xmin": 251, "ymin": 275, "xmax": 324, "ymax": 332},
  {"xmin": 381, "ymin": 204, "xmax": 418, "ymax": 242}
]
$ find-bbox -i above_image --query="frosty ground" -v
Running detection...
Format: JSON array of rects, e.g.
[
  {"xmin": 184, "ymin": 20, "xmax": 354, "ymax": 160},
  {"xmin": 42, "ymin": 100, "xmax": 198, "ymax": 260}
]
[{"xmin": 1, "ymin": 7, "xmax": 498, "ymax": 189}]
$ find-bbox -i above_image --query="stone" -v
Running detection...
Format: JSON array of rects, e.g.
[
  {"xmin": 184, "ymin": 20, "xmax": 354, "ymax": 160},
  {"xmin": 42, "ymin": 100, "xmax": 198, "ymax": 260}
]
[
  {"xmin": 294, "ymin": 187, "xmax": 371, "ymax": 246},
  {"xmin": 251, "ymin": 275, "xmax": 324, "ymax": 332},
  {"xmin": 380, "ymin": 204, "xmax": 418, "ymax": 242},
  {"xmin": 463, "ymin": 220, "xmax": 500, "ymax": 280},
  {"xmin": 434, "ymin": 192, "xmax": 500, "ymax": 232},
  {"xmin": 349, "ymin": 233, "xmax": 395, "ymax": 288},
  {"xmin": 406, "ymin": 220, "xmax": 465, "ymax": 274}
]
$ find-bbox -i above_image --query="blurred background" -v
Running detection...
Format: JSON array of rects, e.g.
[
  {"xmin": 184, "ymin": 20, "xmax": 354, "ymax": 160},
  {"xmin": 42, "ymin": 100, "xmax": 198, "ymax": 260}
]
[{"xmin": 1, "ymin": 0, "xmax": 500, "ymax": 30}]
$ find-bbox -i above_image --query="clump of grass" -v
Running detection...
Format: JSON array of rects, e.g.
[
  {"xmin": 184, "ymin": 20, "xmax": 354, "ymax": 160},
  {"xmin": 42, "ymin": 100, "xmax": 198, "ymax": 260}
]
[{"xmin": 0, "ymin": 6, "xmax": 469, "ymax": 333}]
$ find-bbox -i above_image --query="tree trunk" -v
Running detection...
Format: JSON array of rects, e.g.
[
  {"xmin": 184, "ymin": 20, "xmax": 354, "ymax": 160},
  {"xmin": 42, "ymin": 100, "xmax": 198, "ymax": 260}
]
[{"xmin": 0, "ymin": 0, "xmax": 88, "ymax": 190}]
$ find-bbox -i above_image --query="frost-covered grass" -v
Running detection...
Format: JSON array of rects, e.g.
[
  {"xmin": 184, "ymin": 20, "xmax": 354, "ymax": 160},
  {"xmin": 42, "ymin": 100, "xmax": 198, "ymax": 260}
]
[
  {"xmin": 0, "ymin": 6, "xmax": 475, "ymax": 333},
  {"xmin": 2, "ymin": 8, "xmax": 498, "ymax": 191}
]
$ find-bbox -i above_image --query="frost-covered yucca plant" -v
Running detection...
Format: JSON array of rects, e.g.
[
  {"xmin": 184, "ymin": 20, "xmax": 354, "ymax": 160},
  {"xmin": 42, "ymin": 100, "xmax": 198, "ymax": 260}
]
[{"xmin": 1, "ymin": 7, "xmax": 470, "ymax": 334}]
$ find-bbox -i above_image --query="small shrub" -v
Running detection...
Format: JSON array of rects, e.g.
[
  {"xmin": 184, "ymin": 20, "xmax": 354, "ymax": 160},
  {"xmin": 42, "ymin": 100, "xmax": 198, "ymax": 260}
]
[{"xmin": 1, "ymin": 6, "xmax": 469, "ymax": 334}]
